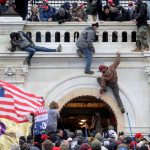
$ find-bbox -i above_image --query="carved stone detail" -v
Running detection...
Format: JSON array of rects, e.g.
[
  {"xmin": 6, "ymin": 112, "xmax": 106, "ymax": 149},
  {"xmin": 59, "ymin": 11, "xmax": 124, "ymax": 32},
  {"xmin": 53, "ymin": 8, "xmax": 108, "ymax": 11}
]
[
  {"xmin": 145, "ymin": 65, "xmax": 150, "ymax": 83},
  {"xmin": 0, "ymin": 65, "xmax": 28, "ymax": 82}
]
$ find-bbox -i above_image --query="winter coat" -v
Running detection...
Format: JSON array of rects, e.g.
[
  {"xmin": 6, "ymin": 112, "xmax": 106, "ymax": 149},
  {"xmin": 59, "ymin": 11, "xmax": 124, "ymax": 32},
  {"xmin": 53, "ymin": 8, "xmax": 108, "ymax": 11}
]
[
  {"xmin": 11, "ymin": 31, "xmax": 33, "ymax": 49},
  {"xmin": 100, "ymin": 54, "xmax": 120, "ymax": 94},
  {"xmin": 39, "ymin": 6, "xmax": 56, "ymax": 21},
  {"xmin": 134, "ymin": 1, "xmax": 148, "ymax": 28},
  {"xmin": 47, "ymin": 109, "xmax": 60, "ymax": 130},
  {"xmin": 52, "ymin": 8, "xmax": 72, "ymax": 23},
  {"xmin": 27, "ymin": 13, "xmax": 39, "ymax": 21},
  {"xmin": 101, "ymin": 11, "xmax": 115, "ymax": 21},
  {"xmin": 76, "ymin": 26, "xmax": 96, "ymax": 53},
  {"xmin": 86, "ymin": 0, "xmax": 102, "ymax": 15},
  {"xmin": 70, "ymin": 7, "xmax": 87, "ymax": 21},
  {"xmin": 113, "ymin": 6, "xmax": 130, "ymax": 21}
]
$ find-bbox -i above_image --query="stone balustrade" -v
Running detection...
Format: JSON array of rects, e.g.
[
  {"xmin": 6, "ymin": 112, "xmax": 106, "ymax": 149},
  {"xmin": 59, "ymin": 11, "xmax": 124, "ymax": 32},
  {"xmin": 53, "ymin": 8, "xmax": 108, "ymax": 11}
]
[
  {"xmin": 0, "ymin": 17, "xmax": 150, "ymax": 55},
  {"xmin": 0, "ymin": 19, "xmax": 140, "ymax": 51}
]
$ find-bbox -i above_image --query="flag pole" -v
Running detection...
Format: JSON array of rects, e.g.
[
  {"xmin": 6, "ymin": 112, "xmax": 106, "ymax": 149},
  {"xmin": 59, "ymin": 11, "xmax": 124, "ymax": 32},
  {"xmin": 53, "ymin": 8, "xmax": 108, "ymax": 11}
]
[
  {"xmin": 126, "ymin": 113, "xmax": 136, "ymax": 150},
  {"xmin": 30, "ymin": 113, "xmax": 35, "ymax": 142}
]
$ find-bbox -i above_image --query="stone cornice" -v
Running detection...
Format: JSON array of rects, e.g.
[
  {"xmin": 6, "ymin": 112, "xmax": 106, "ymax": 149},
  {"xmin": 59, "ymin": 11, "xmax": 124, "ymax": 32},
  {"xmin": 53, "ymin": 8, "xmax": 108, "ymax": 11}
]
[{"xmin": 0, "ymin": 51, "xmax": 145, "ymax": 58}]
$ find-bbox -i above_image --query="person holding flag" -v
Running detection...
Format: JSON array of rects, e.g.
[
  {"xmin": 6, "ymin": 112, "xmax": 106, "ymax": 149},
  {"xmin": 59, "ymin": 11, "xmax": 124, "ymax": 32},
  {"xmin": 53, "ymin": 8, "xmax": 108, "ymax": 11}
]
[{"xmin": 0, "ymin": 80, "xmax": 44, "ymax": 149}]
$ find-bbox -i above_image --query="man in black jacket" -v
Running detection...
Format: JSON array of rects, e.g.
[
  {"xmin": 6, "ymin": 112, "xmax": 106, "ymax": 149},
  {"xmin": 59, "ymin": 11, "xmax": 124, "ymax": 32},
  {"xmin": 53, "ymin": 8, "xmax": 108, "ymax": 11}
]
[
  {"xmin": 132, "ymin": 0, "xmax": 149, "ymax": 52},
  {"xmin": 9, "ymin": 31, "xmax": 62, "ymax": 66}
]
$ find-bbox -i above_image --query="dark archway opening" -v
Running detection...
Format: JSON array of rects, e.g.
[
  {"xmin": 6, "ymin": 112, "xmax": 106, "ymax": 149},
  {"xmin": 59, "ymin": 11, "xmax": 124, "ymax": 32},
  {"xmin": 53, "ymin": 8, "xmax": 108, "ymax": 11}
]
[{"xmin": 58, "ymin": 96, "xmax": 117, "ymax": 133}]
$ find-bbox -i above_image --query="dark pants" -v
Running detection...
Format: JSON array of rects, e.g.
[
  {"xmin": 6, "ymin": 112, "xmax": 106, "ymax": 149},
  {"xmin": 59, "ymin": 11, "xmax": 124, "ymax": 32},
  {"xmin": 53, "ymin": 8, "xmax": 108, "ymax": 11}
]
[
  {"xmin": 15, "ymin": 0, "xmax": 29, "ymax": 20},
  {"xmin": 97, "ymin": 77, "xmax": 123, "ymax": 108}
]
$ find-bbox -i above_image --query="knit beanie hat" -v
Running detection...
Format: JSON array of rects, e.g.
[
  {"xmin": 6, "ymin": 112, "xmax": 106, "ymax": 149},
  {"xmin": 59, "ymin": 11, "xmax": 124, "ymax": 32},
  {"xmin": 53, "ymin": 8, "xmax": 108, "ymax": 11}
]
[{"xmin": 91, "ymin": 139, "xmax": 101, "ymax": 150}]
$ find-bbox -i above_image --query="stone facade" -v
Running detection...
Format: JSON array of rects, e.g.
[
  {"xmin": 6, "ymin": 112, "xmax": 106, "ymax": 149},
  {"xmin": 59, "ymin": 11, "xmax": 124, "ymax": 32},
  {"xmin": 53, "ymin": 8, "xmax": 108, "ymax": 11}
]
[{"xmin": 0, "ymin": 17, "xmax": 150, "ymax": 135}]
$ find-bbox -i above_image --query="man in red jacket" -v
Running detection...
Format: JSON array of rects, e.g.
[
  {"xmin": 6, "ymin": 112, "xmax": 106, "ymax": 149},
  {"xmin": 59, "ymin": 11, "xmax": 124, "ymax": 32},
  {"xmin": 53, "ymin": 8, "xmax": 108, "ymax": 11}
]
[{"xmin": 97, "ymin": 52, "xmax": 125, "ymax": 113}]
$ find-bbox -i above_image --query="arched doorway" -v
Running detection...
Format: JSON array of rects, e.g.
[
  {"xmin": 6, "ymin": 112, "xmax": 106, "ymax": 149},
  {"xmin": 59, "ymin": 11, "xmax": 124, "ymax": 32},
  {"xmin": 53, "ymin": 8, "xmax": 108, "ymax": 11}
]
[{"xmin": 58, "ymin": 95, "xmax": 117, "ymax": 133}]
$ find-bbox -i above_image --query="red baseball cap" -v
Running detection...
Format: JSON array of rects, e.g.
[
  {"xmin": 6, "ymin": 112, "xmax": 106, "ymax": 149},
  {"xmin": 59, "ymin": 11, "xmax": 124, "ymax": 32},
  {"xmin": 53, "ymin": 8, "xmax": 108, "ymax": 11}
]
[
  {"xmin": 43, "ymin": 0, "xmax": 48, "ymax": 3},
  {"xmin": 135, "ymin": 132, "xmax": 142, "ymax": 139},
  {"xmin": 98, "ymin": 65, "xmax": 107, "ymax": 72},
  {"xmin": 41, "ymin": 134, "xmax": 50, "ymax": 140}
]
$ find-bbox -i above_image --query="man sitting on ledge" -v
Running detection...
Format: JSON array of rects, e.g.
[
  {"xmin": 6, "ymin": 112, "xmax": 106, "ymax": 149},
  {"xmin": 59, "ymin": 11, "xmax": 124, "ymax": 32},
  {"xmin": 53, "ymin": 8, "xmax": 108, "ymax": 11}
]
[
  {"xmin": 9, "ymin": 31, "xmax": 62, "ymax": 66},
  {"xmin": 97, "ymin": 52, "xmax": 125, "ymax": 113}
]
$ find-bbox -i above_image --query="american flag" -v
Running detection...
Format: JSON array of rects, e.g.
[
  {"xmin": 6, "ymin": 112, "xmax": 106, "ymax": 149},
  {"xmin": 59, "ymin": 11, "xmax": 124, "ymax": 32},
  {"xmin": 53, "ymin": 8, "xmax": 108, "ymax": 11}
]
[{"xmin": 0, "ymin": 80, "xmax": 44, "ymax": 123}]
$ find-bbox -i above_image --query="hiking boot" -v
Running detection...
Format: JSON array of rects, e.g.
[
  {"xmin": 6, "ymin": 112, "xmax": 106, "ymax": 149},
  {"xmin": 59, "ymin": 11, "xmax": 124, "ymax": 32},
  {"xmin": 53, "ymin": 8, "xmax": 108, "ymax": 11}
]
[
  {"xmin": 76, "ymin": 49, "xmax": 83, "ymax": 58},
  {"xmin": 120, "ymin": 107, "xmax": 125, "ymax": 113},
  {"xmin": 84, "ymin": 70, "xmax": 94, "ymax": 74},
  {"xmin": 57, "ymin": 44, "xmax": 62, "ymax": 52},
  {"xmin": 132, "ymin": 47, "xmax": 141, "ymax": 52},
  {"xmin": 7, "ymin": 47, "xmax": 16, "ymax": 52},
  {"xmin": 141, "ymin": 47, "xmax": 149, "ymax": 51},
  {"xmin": 23, "ymin": 58, "xmax": 31, "ymax": 66}
]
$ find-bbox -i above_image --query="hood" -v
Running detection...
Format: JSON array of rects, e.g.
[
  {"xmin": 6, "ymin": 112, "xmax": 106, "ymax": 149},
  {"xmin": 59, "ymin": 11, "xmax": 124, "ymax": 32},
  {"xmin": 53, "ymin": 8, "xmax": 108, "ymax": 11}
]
[{"xmin": 48, "ymin": 109, "xmax": 55, "ymax": 114}]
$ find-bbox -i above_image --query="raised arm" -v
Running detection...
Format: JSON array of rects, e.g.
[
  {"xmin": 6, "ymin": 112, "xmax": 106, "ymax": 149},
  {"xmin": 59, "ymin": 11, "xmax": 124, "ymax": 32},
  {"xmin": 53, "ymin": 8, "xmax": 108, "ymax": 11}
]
[{"xmin": 110, "ymin": 52, "xmax": 120, "ymax": 69}]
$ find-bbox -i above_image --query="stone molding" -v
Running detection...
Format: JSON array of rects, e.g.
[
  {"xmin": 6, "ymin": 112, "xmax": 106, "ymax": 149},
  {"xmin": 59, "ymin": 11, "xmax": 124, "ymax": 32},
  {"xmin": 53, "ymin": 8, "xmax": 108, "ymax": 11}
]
[
  {"xmin": 124, "ymin": 127, "xmax": 150, "ymax": 135},
  {"xmin": 0, "ymin": 65, "xmax": 28, "ymax": 83}
]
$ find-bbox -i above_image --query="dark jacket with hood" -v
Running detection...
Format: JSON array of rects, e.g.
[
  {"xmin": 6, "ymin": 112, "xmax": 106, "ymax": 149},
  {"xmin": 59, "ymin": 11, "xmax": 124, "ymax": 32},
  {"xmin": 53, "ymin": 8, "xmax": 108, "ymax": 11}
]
[
  {"xmin": 76, "ymin": 26, "xmax": 96, "ymax": 53},
  {"xmin": 134, "ymin": 1, "xmax": 148, "ymax": 27},
  {"xmin": 86, "ymin": 0, "xmax": 102, "ymax": 16},
  {"xmin": 10, "ymin": 31, "xmax": 33, "ymax": 50}
]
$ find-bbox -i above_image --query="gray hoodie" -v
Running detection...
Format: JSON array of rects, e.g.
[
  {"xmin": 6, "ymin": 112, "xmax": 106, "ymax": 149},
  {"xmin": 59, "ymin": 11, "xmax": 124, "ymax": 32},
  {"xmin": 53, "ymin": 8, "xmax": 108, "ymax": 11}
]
[
  {"xmin": 47, "ymin": 109, "xmax": 60, "ymax": 130},
  {"xmin": 76, "ymin": 26, "xmax": 96, "ymax": 52}
]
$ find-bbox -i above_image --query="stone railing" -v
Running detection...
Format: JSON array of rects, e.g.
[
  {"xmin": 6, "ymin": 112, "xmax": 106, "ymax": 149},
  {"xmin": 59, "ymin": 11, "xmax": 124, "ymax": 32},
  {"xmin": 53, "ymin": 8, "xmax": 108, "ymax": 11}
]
[
  {"xmin": 0, "ymin": 17, "xmax": 150, "ymax": 55},
  {"xmin": 24, "ymin": 21, "xmax": 138, "ymax": 52}
]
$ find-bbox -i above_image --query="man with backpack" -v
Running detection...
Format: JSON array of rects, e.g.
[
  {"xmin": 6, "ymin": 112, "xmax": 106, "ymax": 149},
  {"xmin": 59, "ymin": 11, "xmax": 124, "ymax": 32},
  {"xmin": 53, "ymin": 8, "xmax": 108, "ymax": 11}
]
[
  {"xmin": 9, "ymin": 31, "xmax": 62, "ymax": 66},
  {"xmin": 76, "ymin": 22, "xmax": 98, "ymax": 74}
]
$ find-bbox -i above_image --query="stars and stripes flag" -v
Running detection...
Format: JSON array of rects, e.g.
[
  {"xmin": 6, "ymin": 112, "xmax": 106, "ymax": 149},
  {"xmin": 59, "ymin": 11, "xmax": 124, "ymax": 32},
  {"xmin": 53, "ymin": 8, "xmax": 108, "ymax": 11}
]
[{"xmin": 0, "ymin": 80, "xmax": 44, "ymax": 123}]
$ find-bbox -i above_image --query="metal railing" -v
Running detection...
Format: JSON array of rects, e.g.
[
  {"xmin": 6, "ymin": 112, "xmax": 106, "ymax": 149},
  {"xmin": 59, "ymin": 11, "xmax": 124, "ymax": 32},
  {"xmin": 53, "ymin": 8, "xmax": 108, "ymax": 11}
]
[{"xmin": 30, "ymin": 0, "xmax": 135, "ymax": 9}]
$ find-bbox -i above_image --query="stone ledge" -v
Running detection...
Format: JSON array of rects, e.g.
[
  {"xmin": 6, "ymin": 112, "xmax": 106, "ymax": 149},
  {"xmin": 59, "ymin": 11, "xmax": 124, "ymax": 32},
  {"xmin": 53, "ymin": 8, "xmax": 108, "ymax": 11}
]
[{"xmin": 0, "ymin": 51, "xmax": 147, "ymax": 58}]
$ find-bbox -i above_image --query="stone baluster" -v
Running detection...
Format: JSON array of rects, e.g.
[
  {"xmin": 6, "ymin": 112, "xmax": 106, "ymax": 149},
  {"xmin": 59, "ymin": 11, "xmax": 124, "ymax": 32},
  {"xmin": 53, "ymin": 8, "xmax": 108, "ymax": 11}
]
[
  {"xmin": 41, "ymin": 32, "xmax": 45, "ymax": 42},
  {"xmin": 128, "ymin": 31, "xmax": 132, "ymax": 43},
  {"xmin": 51, "ymin": 31, "xmax": 55, "ymax": 42},
  {"xmin": 60, "ymin": 32, "xmax": 65, "ymax": 42},
  {"xmin": 108, "ymin": 31, "xmax": 112, "ymax": 42}
]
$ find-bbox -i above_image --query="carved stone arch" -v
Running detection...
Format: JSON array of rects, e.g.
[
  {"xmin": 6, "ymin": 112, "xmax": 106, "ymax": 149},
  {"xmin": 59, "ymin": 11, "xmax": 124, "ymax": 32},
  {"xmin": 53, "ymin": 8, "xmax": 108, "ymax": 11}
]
[
  {"xmin": 56, "ymin": 88, "xmax": 124, "ymax": 132},
  {"xmin": 44, "ymin": 76, "xmax": 136, "ymax": 132}
]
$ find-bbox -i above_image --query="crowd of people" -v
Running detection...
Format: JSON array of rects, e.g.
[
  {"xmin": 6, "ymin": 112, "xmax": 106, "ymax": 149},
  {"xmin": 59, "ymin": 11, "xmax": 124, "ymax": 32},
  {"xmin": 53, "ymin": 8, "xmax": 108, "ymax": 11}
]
[
  {"xmin": 10, "ymin": 101, "xmax": 150, "ymax": 150},
  {"xmin": 0, "ymin": 0, "xmax": 149, "ymax": 22},
  {"xmin": 14, "ymin": 128, "xmax": 150, "ymax": 150},
  {"xmin": 1, "ymin": 2, "xmax": 149, "ymax": 149}
]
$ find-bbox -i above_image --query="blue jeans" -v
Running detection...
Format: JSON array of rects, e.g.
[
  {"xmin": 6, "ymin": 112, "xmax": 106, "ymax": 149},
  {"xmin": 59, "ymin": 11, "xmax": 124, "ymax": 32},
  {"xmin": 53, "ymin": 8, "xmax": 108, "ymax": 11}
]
[
  {"xmin": 23, "ymin": 45, "xmax": 56, "ymax": 61},
  {"xmin": 0, "ymin": 4, "xmax": 6, "ymax": 14},
  {"xmin": 80, "ymin": 48, "xmax": 93, "ymax": 71}
]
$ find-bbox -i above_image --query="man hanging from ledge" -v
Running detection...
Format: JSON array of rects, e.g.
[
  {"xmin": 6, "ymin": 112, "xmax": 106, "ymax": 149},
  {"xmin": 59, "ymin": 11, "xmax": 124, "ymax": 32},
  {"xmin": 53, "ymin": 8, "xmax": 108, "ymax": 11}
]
[
  {"xmin": 97, "ymin": 52, "xmax": 125, "ymax": 113},
  {"xmin": 9, "ymin": 31, "xmax": 62, "ymax": 66}
]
